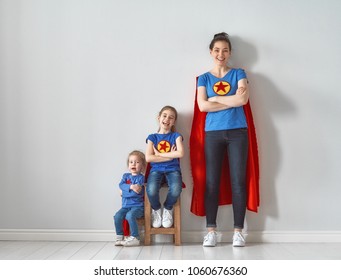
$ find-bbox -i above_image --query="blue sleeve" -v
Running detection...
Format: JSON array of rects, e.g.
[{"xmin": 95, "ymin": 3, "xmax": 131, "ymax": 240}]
[
  {"xmin": 136, "ymin": 175, "xmax": 145, "ymax": 186},
  {"xmin": 237, "ymin": 68, "xmax": 247, "ymax": 81},
  {"xmin": 119, "ymin": 174, "xmax": 131, "ymax": 194},
  {"xmin": 197, "ymin": 74, "xmax": 207, "ymax": 87},
  {"xmin": 174, "ymin": 132, "xmax": 184, "ymax": 142},
  {"xmin": 137, "ymin": 175, "xmax": 145, "ymax": 198},
  {"xmin": 146, "ymin": 134, "xmax": 155, "ymax": 144}
]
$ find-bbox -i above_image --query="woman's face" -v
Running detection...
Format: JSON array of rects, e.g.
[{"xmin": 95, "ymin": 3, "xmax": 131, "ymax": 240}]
[{"xmin": 210, "ymin": 40, "xmax": 231, "ymax": 66}]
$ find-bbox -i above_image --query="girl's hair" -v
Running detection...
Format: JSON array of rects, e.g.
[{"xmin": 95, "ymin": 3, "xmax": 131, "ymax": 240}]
[
  {"xmin": 158, "ymin": 105, "xmax": 178, "ymax": 132},
  {"xmin": 209, "ymin": 32, "xmax": 232, "ymax": 51},
  {"xmin": 127, "ymin": 150, "xmax": 146, "ymax": 170}
]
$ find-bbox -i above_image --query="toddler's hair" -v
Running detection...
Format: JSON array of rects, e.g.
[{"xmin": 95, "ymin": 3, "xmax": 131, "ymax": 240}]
[{"xmin": 127, "ymin": 150, "xmax": 146, "ymax": 170}]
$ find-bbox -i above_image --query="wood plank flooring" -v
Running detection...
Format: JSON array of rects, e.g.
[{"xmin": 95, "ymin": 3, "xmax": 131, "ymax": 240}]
[{"xmin": 1, "ymin": 241, "xmax": 341, "ymax": 260}]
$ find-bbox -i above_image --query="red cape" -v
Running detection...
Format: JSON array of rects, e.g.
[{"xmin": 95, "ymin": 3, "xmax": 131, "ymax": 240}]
[{"xmin": 190, "ymin": 77, "xmax": 260, "ymax": 216}]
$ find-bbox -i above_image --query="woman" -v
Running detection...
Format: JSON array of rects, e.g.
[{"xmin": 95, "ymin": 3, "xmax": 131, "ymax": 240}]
[{"xmin": 197, "ymin": 32, "xmax": 249, "ymax": 247}]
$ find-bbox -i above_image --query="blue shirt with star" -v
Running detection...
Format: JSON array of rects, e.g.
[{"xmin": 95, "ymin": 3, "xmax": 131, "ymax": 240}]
[
  {"xmin": 197, "ymin": 68, "xmax": 248, "ymax": 131},
  {"xmin": 146, "ymin": 132, "xmax": 183, "ymax": 172}
]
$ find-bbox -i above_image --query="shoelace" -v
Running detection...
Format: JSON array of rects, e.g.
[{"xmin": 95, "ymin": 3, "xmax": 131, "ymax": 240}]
[
  {"xmin": 152, "ymin": 210, "xmax": 161, "ymax": 220},
  {"xmin": 163, "ymin": 210, "xmax": 172, "ymax": 219},
  {"xmin": 233, "ymin": 232, "xmax": 245, "ymax": 241},
  {"xmin": 204, "ymin": 232, "xmax": 216, "ymax": 241},
  {"xmin": 125, "ymin": 236, "xmax": 135, "ymax": 242}
]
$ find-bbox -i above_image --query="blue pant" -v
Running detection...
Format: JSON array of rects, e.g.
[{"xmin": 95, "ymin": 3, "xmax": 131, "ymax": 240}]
[
  {"xmin": 114, "ymin": 207, "xmax": 144, "ymax": 238},
  {"xmin": 205, "ymin": 128, "xmax": 248, "ymax": 229},
  {"xmin": 146, "ymin": 170, "xmax": 182, "ymax": 210}
]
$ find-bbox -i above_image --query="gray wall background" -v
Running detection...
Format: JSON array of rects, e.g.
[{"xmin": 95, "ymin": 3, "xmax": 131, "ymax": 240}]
[{"xmin": 1, "ymin": 0, "xmax": 340, "ymax": 234}]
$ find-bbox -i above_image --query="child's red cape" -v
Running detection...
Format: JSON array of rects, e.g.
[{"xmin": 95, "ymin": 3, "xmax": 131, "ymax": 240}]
[{"xmin": 190, "ymin": 77, "xmax": 260, "ymax": 216}]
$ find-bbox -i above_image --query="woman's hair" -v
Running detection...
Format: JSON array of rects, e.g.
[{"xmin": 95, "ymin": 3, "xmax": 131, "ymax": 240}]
[
  {"xmin": 158, "ymin": 105, "xmax": 178, "ymax": 132},
  {"xmin": 209, "ymin": 32, "xmax": 232, "ymax": 51},
  {"xmin": 127, "ymin": 150, "xmax": 146, "ymax": 170}
]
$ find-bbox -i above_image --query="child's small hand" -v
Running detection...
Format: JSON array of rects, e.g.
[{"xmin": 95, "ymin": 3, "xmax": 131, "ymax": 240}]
[
  {"xmin": 171, "ymin": 145, "xmax": 177, "ymax": 152},
  {"xmin": 153, "ymin": 146, "xmax": 160, "ymax": 156},
  {"xmin": 130, "ymin": 184, "xmax": 142, "ymax": 194}
]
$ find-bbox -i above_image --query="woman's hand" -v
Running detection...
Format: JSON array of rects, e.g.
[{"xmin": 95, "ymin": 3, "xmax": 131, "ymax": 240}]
[
  {"xmin": 236, "ymin": 87, "xmax": 246, "ymax": 95},
  {"xmin": 208, "ymin": 96, "xmax": 217, "ymax": 102}
]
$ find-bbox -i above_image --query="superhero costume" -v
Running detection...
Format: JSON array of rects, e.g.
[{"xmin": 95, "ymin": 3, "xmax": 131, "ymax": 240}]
[{"xmin": 190, "ymin": 75, "xmax": 260, "ymax": 216}]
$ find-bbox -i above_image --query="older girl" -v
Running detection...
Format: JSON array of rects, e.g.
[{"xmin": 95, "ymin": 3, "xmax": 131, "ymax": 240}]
[{"xmin": 145, "ymin": 106, "xmax": 184, "ymax": 228}]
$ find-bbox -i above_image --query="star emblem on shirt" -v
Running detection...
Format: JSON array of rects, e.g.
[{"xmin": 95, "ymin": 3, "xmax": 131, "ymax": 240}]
[
  {"xmin": 213, "ymin": 81, "xmax": 231, "ymax": 95},
  {"xmin": 157, "ymin": 140, "xmax": 171, "ymax": 153}
]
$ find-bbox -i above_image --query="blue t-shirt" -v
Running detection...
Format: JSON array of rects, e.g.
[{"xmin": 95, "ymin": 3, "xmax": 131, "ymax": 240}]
[
  {"xmin": 119, "ymin": 173, "xmax": 145, "ymax": 208},
  {"xmin": 197, "ymin": 68, "xmax": 248, "ymax": 131},
  {"xmin": 146, "ymin": 132, "xmax": 183, "ymax": 172}
]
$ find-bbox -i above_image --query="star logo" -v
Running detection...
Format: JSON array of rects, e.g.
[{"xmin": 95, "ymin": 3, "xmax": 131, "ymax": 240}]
[
  {"xmin": 157, "ymin": 140, "xmax": 171, "ymax": 153},
  {"xmin": 213, "ymin": 81, "xmax": 231, "ymax": 95}
]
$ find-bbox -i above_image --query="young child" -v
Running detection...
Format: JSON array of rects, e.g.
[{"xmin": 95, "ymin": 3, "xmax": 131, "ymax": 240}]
[
  {"xmin": 114, "ymin": 150, "xmax": 146, "ymax": 246},
  {"xmin": 145, "ymin": 105, "xmax": 184, "ymax": 228}
]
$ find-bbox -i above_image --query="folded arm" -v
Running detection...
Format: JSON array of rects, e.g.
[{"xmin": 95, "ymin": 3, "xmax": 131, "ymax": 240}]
[
  {"xmin": 197, "ymin": 86, "xmax": 230, "ymax": 112},
  {"xmin": 119, "ymin": 175, "xmax": 144, "ymax": 196},
  {"xmin": 208, "ymin": 78, "xmax": 249, "ymax": 107},
  {"xmin": 153, "ymin": 136, "xmax": 184, "ymax": 159},
  {"xmin": 145, "ymin": 137, "xmax": 184, "ymax": 163}
]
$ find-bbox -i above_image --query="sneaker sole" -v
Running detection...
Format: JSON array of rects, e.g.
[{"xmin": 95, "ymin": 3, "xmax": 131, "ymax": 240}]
[
  {"xmin": 233, "ymin": 243, "xmax": 245, "ymax": 247},
  {"xmin": 203, "ymin": 243, "xmax": 217, "ymax": 247},
  {"xmin": 162, "ymin": 223, "xmax": 173, "ymax": 228}
]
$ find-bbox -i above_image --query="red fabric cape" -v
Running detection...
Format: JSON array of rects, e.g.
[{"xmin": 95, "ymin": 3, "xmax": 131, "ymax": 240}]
[{"xmin": 190, "ymin": 77, "xmax": 260, "ymax": 216}]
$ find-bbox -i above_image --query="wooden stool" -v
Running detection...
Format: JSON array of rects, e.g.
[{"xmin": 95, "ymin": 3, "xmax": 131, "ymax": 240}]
[{"xmin": 144, "ymin": 189, "xmax": 181, "ymax": 246}]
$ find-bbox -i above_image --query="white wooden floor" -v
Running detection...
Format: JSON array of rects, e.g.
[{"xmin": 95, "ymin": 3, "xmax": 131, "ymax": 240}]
[{"xmin": 1, "ymin": 241, "xmax": 341, "ymax": 260}]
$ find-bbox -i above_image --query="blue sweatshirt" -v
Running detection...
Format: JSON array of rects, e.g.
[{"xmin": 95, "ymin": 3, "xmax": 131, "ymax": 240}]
[{"xmin": 119, "ymin": 173, "xmax": 145, "ymax": 208}]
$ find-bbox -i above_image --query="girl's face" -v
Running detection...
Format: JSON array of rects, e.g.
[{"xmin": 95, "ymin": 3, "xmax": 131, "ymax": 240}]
[
  {"xmin": 128, "ymin": 155, "xmax": 143, "ymax": 175},
  {"xmin": 210, "ymin": 40, "xmax": 231, "ymax": 67},
  {"xmin": 158, "ymin": 109, "xmax": 176, "ymax": 132}
]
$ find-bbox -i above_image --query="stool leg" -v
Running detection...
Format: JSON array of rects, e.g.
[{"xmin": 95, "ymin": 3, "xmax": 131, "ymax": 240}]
[
  {"xmin": 144, "ymin": 190, "xmax": 151, "ymax": 245},
  {"xmin": 174, "ymin": 198, "xmax": 181, "ymax": 246}
]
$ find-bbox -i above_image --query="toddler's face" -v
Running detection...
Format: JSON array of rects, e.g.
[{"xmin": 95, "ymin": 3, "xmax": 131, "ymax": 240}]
[{"xmin": 128, "ymin": 155, "xmax": 143, "ymax": 175}]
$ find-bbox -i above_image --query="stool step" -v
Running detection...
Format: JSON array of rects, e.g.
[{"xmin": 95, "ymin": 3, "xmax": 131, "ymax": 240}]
[
  {"xmin": 150, "ymin": 227, "xmax": 177, "ymax": 234},
  {"xmin": 144, "ymin": 188, "xmax": 181, "ymax": 246}
]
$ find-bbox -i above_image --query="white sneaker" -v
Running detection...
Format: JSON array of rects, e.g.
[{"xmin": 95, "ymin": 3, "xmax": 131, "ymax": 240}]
[
  {"xmin": 152, "ymin": 208, "xmax": 162, "ymax": 228},
  {"xmin": 203, "ymin": 231, "xmax": 217, "ymax": 247},
  {"xmin": 162, "ymin": 208, "xmax": 173, "ymax": 228},
  {"xmin": 122, "ymin": 236, "xmax": 140, "ymax": 247},
  {"xmin": 232, "ymin": 232, "xmax": 246, "ymax": 247},
  {"xmin": 115, "ymin": 235, "xmax": 124, "ymax": 246}
]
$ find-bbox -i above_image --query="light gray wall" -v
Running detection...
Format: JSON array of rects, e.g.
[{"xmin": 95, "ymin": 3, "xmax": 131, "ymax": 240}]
[{"xmin": 1, "ymin": 0, "xmax": 340, "ymax": 232}]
